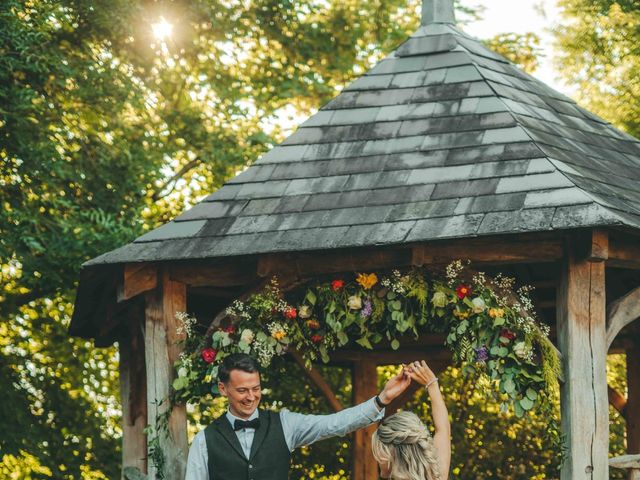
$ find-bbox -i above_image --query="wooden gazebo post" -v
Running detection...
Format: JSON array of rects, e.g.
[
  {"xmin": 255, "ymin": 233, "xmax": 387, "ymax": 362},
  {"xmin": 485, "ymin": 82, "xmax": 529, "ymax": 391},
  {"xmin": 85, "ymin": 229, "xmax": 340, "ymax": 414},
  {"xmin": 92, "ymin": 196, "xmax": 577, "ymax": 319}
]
[{"xmin": 557, "ymin": 234, "xmax": 609, "ymax": 479}]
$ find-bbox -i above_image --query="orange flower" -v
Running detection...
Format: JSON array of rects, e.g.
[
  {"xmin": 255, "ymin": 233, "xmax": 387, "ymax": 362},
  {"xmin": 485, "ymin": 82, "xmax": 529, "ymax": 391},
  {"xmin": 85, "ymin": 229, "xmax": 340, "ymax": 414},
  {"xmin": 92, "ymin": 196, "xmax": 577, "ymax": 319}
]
[
  {"xmin": 356, "ymin": 273, "xmax": 378, "ymax": 290},
  {"xmin": 272, "ymin": 330, "xmax": 286, "ymax": 341},
  {"xmin": 306, "ymin": 319, "xmax": 320, "ymax": 330}
]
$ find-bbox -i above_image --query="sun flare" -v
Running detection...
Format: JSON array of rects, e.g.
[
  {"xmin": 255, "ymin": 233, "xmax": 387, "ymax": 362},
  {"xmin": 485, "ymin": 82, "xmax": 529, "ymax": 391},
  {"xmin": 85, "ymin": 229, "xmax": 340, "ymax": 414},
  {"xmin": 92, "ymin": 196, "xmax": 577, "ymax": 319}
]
[{"xmin": 152, "ymin": 17, "xmax": 173, "ymax": 41}]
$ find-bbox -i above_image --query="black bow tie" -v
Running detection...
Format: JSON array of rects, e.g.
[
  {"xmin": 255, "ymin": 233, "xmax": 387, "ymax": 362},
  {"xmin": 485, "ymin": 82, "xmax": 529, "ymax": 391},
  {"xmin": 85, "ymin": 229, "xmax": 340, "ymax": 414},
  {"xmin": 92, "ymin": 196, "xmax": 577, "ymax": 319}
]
[{"xmin": 234, "ymin": 418, "xmax": 260, "ymax": 431}]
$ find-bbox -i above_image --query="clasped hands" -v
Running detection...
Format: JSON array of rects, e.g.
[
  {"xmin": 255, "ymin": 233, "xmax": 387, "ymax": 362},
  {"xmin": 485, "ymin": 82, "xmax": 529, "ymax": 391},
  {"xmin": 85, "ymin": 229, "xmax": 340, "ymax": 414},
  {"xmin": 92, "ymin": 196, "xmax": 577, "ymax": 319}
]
[{"xmin": 378, "ymin": 360, "xmax": 437, "ymax": 406}]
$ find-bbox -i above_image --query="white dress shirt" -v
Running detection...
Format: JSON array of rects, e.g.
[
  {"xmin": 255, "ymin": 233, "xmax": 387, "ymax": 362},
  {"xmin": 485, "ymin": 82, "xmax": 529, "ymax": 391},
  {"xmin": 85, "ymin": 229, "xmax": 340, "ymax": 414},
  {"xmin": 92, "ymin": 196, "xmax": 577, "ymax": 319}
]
[{"xmin": 185, "ymin": 397, "xmax": 383, "ymax": 480}]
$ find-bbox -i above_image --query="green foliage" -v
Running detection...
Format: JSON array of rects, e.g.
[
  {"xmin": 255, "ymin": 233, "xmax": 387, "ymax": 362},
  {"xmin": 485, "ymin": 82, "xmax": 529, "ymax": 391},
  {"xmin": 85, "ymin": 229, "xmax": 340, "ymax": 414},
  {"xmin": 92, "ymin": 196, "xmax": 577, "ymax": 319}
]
[{"xmin": 554, "ymin": 0, "xmax": 640, "ymax": 137}]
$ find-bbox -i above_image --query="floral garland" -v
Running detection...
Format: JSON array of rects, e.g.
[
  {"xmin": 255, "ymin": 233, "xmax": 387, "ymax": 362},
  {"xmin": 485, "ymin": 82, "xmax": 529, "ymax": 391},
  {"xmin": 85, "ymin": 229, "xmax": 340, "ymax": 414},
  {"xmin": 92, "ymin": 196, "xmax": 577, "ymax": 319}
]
[{"xmin": 173, "ymin": 261, "xmax": 561, "ymax": 422}]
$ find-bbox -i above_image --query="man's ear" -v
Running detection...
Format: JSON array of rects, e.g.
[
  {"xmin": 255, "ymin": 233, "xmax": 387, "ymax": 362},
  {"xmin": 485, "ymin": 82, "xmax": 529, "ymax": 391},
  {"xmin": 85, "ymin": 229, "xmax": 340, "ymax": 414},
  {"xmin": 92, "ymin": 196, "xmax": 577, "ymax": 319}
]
[{"xmin": 218, "ymin": 381, "xmax": 228, "ymax": 397}]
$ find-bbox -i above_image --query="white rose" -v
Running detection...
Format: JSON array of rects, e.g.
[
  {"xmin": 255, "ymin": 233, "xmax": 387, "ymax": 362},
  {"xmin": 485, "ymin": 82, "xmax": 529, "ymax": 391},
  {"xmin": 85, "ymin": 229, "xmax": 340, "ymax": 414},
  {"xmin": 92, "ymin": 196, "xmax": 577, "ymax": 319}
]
[
  {"xmin": 298, "ymin": 305, "xmax": 312, "ymax": 319},
  {"xmin": 471, "ymin": 297, "xmax": 486, "ymax": 313},
  {"xmin": 513, "ymin": 341, "xmax": 530, "ymax": 359},
  {"xmin": 348, "ymin": 295, "xmax": 362, "ymax": 310},
  {"xmin": 240, "ymin": 328, "xmax": 255, "ymax": 345}
]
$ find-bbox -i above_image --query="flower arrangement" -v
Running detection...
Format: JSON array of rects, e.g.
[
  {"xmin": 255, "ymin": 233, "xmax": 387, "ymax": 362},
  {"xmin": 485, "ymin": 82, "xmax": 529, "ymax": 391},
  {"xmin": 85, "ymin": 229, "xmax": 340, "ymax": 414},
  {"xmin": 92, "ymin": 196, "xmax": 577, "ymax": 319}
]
[{"xmin": 172, "ymin": 261, "xmax": 561, "ymax": 422}]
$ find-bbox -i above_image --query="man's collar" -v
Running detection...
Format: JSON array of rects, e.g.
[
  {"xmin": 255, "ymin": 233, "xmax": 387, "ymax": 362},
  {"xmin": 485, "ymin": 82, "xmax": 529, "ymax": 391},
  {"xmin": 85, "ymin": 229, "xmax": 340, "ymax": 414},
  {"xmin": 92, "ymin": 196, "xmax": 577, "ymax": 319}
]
[{"xmin": 225, "ymin": 408, "xmax": 259, "ymax": 427}]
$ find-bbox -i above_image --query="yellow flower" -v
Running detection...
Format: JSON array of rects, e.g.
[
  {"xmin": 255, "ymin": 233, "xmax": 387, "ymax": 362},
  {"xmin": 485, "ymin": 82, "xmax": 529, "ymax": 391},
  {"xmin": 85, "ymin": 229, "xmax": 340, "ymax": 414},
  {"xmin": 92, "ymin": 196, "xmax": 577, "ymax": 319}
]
[
  {"xmin": 356, "ymin": 273, "xmax": 378, "ymax": 290},
  {"xmin": 454, "ymin": 309, "xmax": 470, "ymax": 319},
  {"xmin": 489, "ymin": 308, "xmax": 505, "ymax": 319},
  {"xmin": 272, "ymin": 330, "xmax": 286, "ymax": 341},
  {"xmin": 204, "ymin": 375, "xmax": 212, "ymax": 383}
]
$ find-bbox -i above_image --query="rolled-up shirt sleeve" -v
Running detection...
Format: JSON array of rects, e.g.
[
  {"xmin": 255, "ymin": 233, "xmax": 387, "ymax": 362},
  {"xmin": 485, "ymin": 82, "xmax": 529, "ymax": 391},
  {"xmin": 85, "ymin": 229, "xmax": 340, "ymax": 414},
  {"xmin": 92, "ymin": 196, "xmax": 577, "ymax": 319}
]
[
  {"xmin": 185, "ymin": 430, "xmax": 209, "ymax": 480},
  {"xmin": 280, "ymin": 397, "xmax": 383, "ymax": 451}
]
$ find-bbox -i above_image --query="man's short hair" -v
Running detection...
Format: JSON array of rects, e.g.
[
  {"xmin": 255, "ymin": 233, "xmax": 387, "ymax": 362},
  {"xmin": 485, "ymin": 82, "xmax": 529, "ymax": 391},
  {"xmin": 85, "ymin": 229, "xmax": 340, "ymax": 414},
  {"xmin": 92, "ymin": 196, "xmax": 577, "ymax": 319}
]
[{"xmin": 218, "ymin": 353, "xmax": 261, "ymax": 383}]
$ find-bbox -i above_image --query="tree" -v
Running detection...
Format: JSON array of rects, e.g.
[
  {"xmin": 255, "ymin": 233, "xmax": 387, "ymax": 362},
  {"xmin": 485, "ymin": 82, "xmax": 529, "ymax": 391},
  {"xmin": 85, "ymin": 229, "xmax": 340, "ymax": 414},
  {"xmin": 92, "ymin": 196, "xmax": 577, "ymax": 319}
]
[
  {"xmin": 554, "ymin": 0, "xmax": 640, "ymax": 137},
  {"xmin": 0, "ymin": 0, "xmax": 547, "ymax": 475}
]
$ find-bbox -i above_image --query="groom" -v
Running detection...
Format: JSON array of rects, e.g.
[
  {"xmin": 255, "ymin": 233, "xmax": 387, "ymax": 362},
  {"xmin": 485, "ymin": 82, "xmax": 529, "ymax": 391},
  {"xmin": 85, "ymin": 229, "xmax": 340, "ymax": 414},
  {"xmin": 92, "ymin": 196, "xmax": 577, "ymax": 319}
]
[{"xmin": 185, "ymin": 353, "xmax": 411, "ymax": 480}]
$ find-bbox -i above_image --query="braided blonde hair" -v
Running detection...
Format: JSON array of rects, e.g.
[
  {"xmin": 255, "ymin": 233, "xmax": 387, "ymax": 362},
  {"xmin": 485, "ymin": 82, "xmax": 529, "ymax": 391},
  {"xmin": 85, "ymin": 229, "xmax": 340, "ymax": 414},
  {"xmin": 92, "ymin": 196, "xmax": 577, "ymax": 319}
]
[{"xmin": 372, "ymin": 411, "xmax": 441, "ymax": 480}]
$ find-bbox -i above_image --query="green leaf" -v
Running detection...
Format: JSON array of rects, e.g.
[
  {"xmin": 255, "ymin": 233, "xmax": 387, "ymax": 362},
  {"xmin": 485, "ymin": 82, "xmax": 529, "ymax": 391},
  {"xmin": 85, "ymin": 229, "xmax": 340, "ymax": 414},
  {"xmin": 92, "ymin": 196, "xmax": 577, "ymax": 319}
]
[
  {"xmin": 515, "ymin": 401, "xmax": 525, "ymax": 418},
  {"xmin": 526, "ymin": 388, "xmax": 538, "ymax": 400},
  {"xmin": 493, "ymin": 317, "xmax": 506, "ymax": 327},
  {"xmin": 305, "ymin": 290, "xmax": 317, "ymax": 306},
  {"xmin": 391, "ymin": 339, "xmax": 400, "ymax": 350},
  {"xmin": 337, "ymin": 331, "xmax": 349, "ymax": 346},
  {"xmin": 456, "ymin": 320, "xmax": 468, "ymax": 334},
  {"xmin": 520, "ymin": 396, "xmax": 535, "ymax": 410},
  {"xmin": 356, "ymin": 337, "xmax": 373, "ymax": 349},
  {"xmin": 502, "ymin": 378, "xmax": 516, "ymax": 393}
]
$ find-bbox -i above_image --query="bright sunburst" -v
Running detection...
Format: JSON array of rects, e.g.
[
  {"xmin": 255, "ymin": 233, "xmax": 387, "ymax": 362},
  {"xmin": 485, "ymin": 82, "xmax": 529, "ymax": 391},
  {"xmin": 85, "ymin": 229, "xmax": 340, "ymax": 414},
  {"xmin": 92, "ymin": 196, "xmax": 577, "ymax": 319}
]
[{"xmin": 151, "ymin": 17, "xmax": 173, "ymax": 41}]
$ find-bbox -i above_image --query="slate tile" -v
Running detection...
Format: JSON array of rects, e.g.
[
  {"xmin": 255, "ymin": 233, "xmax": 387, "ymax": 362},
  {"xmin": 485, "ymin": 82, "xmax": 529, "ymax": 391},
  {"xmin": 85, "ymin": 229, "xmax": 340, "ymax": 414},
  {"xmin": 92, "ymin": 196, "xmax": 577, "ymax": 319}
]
[
  {"xmin": 364, "ymin": 136, "xmax": 424, "ymax": 155},
  {"xmin": 411, "ymin": 82, "xmax": 475, "ymax": 103},
  {"xmin": 524, "ymin": 187, "xmax": 592, "ymax": 208},
  {"xmin": 409, "ymin": 164, "xmax": 475, "ymax": 185},
  {"xmin": 496, "ymin": 171, "xmax": 574, "ymax": 194},
  {"xmin": 376, "ymin": 103, "xmax": 437, "ymax": 122},
  {"xmin": 226, "ymin": 165, "xmax": 275, "ymax": 184},
  {"xmin": 454, "ymin": 192, "xmax": 526, "ymax": 215},
  {"xmin": 444, "ymin": 65, "xmax": 482, "ymax": 84},
  {"xmin": 197, "ymin": 217, "xmax": 238, "ymax": 237},
  {"xmin": 431, "ymin": 178, "xmax": 500, "ymax": 199},
  {"xmin": 398, "ymin": 116, "xmax": 460, "ymax": 137},
  {"xmin": 343, "ymin": 221, "xmax": 416, "ymax": 246},
  {"xmin": 475, "ymin": 97, "xmax": 509, "ymax": 114},
  {"xmin": 329, "ymin": 107, "xmax": 381, "ymax": 125},
  {"xmin": 175, "ymin": 200, "xmax": 248, "ymax": 221},
  {"xmin": 368, "ymin": 56, "xmax": 429, "ymax": 75},
  {"xmin": 476, "ymin": 208, "xmax": 555, "ymax": 234},
  {"xmin": 241, "ymin": 198, "xmax": 282, "ymax": 216},
  {"xmin": 303, "ymin": 140, "xmax": 368, "ymax": 161},
  {"xmin": 390, "ymin": 71, "xmax": 429, "ymax": 88},
  {"xmin": 276, "ymin": 226, "xmax": 351, "ymax": 252},
  {"xmin": 551, "ymin": 203, "xmax": 621, "ymax": 229},
  {"xmin": 384, "ymin": 150, "xmax": 448, "ymax": 170},
  {"xmin": 421, "ymin": 130, "xmax": 485, "ymax": 150},
  {"xmin": 482, "ymin": 126, "xmax": 530, "ymax": 144},
  {"xmin": 226, "ymin": 215, "xmax": 281, "ymax": 235},
  {"xmin": 396, "ymin": 34, "xmax": 458, "ymax": 57},
  {"xmin": 345, "ymin": 74, "xmax": 394, "ymax": 91},
  {"xmin": 368, "ymin": 184, "xmax": 435, "ymax": 206},
  {"xmin": 299, "ymin": 110, "xmax": 334, "ymax": 128},
  {"xmin": 405, "ymin": 213, "xmax": 484, "ymax": 241},
  {"xmin": 136, "ymin": 220, "xmax": 206, "ymax": 242},
  {"xmin": 423, "ymin": 51, "xmax": 470, "ymax": 70},
  {"xmin": 387, "ymin": 198, "xmax": 460, "ymax": 221},
  {"xmin": 257, "ymin": 145, "xmax": 308, "ymax": 164},
  {"xmin": 203, "ymin": 184, "xmax": 242, "ymax": 201},
  {"xmin": 237, "ymin": 180, "xmax": 290, "ymax": 199},
  {"xmin": 355, "ymin": 89, "xmax": 416, "ymax": 108},
  {"xmin": 469, "ymin": 159, "xmax": 532, "ymax": 179},
  {"xmin": 284, "ymin": 175, "xmax": 350, "ymax": 196},
  {"xmin": 323, "ymin": 91, "xmax": 360, "ymax": 110}
]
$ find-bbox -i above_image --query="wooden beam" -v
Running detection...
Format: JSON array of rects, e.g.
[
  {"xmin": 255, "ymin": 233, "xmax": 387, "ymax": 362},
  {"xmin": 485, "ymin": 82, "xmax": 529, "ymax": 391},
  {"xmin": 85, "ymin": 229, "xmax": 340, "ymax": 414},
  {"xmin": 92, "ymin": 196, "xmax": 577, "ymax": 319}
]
[
  {"xmin": 290, "ymin": 351, "xmax": 344, "ymax": 412},
  {"xmin": 144, "ymin": 271, "xmax": 188, "ymax": 480},
  {"xmin": 118, "ymin": 264, "xmax": 157, "ymax": 303},
  {"xmin": 331, "ymin": 347, "xmax": 452, "ymax": 365},
  {"xmin": 606, "ymin": 286, "xmax": 640, "ymax": 349},
  {"xmin": 412, "ymin": 234, "xmax": 563, "ymax": 266},
  {"xmin": 119, "ymin": 311, "xmax": 147, "ymax": 478},
  {"xmin": 608, "ymin": 237, "xmax": 640, "ymax": 269},
  {"xmin": 587, "ymin": 229, "xmax": 609, "ymax": 262},
  {"xmin": 628, "ymin": 347, "xmax": 640, "ymax": 460},
  {"xmin": 169, "ymin": 263, "xmax": 256, "ymax": 287},
  {"xmin": 608, "ymin": 385, "xmax": 627, "ymax": 420},
  {"xmin": 352, "ymin": 360, "xmax": 379, "ymax": 480},
  {"xmin": 609, "ymin": 454, "xmax": 640, "ymax": 480},
  {"xmin": 557, "ymin": 242, "xmax": 609, "ymax": 480}
]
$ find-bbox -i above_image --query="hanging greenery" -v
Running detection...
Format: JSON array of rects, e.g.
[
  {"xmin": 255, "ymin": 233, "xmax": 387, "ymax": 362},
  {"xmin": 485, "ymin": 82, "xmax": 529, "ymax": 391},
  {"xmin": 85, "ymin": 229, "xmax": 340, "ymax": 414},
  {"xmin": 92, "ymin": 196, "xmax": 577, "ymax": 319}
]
[{"xmin": 172, "ymin": 261, "xmax": 561, "ymax": 421}]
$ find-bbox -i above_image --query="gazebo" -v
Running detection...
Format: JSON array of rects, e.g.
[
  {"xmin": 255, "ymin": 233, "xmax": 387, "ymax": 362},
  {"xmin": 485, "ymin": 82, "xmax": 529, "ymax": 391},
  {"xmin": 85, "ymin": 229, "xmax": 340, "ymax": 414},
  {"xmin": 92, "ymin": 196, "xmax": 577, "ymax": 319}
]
[{"xmin": 70, "ymin": 1, "xmax": 640, "ymax": 479}]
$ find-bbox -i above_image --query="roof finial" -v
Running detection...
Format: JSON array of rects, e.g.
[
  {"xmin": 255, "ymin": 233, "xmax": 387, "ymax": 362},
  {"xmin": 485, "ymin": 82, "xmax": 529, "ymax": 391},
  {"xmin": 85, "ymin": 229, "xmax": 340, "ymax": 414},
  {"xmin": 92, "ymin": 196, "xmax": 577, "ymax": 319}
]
[{"xmin": 422, "ymin": 0, "xmax": 456, "ymax": 25}]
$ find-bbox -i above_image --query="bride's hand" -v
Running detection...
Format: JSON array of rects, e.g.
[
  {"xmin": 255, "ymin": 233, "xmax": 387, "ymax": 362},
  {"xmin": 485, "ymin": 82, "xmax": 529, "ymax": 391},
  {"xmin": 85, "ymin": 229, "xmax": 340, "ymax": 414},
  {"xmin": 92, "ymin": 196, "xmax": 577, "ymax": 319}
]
[{"xmin": 405, "ymin": 360, "xmax": 436, "ymax": 386}]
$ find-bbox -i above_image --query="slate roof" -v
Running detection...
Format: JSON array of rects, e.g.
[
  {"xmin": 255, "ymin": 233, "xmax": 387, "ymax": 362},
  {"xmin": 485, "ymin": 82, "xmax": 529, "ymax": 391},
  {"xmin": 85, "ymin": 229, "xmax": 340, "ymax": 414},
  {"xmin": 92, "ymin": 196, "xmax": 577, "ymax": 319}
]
[{"xmin": 86, "ymin": 14, "xmax": 640, "ymax": 267}]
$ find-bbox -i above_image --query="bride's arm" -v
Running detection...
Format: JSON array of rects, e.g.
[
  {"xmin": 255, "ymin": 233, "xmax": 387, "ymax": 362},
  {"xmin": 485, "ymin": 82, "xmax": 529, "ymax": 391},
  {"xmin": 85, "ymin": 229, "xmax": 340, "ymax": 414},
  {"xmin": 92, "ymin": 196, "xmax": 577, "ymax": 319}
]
[{"xmin": 407, "ymin": 360, "xmax": 451, "ymax": 480}]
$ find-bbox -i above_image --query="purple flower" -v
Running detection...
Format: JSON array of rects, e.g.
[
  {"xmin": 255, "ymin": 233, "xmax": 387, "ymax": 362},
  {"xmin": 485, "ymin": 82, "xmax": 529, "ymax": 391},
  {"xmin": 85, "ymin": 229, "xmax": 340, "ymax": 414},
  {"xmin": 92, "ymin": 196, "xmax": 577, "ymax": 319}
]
[
  {"xmin": 361, "ymin": 298, "xmax": 372, "ymax": 318},
  {"xmin": 474, "ymin": 345, "xmax": 489, "ymax": 362}
]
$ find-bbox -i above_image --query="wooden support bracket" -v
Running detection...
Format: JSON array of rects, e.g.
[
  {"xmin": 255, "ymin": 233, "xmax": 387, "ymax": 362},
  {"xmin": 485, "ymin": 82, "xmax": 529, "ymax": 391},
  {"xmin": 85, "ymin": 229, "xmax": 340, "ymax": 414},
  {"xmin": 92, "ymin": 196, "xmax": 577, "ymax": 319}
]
[
  {"xmin": 118, "ymin": 264, "xmax": 157, "ymax": 303},
  {"xmin": 606, "ymin": 286, "xmax": 640, "ymax": 350},
  {"xmin": 587, "ymin": 229, "xmax": 609, "ymax": 262},
  {"xmin": 290, "ymin": 351, "xmax": 343, "ymax": 412}
]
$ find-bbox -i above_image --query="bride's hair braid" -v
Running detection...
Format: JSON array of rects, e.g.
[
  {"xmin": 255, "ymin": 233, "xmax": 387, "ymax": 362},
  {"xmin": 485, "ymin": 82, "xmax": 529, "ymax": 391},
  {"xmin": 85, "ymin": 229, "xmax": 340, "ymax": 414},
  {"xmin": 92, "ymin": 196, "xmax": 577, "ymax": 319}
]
[{"xmin": 371, "ymin": 411, "xmax": 441, "ymax": 480}]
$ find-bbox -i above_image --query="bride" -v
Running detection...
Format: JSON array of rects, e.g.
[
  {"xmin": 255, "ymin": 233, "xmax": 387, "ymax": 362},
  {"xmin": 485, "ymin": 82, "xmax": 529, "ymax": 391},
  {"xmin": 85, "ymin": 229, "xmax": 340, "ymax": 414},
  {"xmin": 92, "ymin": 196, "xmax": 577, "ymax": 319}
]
[{"xmin": 372, "ymin": 360, "xmax": 451, "ymax": 480}]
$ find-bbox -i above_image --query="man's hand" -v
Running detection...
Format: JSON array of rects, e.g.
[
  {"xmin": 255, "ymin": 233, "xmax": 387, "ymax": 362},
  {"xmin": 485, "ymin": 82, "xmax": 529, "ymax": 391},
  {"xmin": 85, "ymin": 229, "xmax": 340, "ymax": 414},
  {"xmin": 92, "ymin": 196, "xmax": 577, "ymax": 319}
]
[{"xmin": 378, "ymin": 369, "xmax": 411, "ymax": 405}]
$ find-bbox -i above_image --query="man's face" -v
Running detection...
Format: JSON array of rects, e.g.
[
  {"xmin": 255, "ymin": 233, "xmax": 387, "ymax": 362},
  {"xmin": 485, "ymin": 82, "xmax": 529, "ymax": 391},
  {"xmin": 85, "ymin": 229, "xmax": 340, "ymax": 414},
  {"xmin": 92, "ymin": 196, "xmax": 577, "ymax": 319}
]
[{"xmin": 219, "ymin": 369, "xmax": 261, "ymax": 419}]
